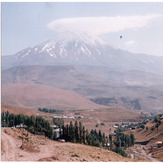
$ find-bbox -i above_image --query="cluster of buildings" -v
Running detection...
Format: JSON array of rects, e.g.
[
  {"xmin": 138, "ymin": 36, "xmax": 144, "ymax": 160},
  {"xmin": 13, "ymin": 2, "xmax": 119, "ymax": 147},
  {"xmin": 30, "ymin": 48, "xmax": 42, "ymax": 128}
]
[{"xmin": 53, "ymin": 115, "xmax": 84, "ymax": 119}]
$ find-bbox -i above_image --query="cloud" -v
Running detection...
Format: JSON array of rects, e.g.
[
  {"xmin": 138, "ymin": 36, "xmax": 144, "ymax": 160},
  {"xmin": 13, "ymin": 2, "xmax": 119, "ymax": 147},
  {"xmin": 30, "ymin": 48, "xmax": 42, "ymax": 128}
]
[
  {"xmin": 47, "ymin": 14, "xmax": 162, "ymax": 36},
  {"xmin": 125, "ymin": 40, "xmax": 135, "ymax": 45}
]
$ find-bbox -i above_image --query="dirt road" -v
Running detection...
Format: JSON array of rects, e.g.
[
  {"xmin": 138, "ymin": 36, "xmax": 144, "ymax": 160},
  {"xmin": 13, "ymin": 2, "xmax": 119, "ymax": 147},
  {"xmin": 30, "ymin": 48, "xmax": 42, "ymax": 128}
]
[
  {"xmin": 126, "ymin": 145, "xmax": 160, "ymax": 162},
  {"xmin": 1, "ymin": 127, "xmax": 138, "ymax": 162},
  {"xmin": 1, "ymin": 129, "xmax": 17, "ymax": 161}
]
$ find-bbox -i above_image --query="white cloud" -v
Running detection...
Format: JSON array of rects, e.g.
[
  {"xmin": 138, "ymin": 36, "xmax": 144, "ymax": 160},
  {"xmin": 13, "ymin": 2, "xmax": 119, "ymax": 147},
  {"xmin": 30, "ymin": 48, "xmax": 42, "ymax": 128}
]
[
  {"xmin": 47, "ymin": 14, "xmax": 162, "ymax": 36},
  {"xmin": 125, "ymin": 40, "xmax": 135, "ymax": 45}
]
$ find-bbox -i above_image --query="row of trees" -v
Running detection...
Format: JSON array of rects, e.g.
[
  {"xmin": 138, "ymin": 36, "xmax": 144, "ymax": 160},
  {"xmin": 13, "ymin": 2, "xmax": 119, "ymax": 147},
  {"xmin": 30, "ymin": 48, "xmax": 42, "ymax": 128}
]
[
  {"xmin": 138, "ymin": 114, "xmax": 162, "ymax": 131},
  {"xmin": 58, "ymin": 121, "xmax": 103, "ymax": 147},
  {"xmin": 112, "ymin": 132, "xmax": 135, "ymax": 157},
  {"xmin": 114, "ymin": 132, "xmax": 135, "ymax": 148},
  {"xmin": 2, "ymin": 112, "xmax": 135, "ymax": 157},
  {"xmin": 1, "ymin": 111, "xmax": 53, "ymax": 139},
  {"xmin": 38, "ymin": 108, "xmax": 63, "ymax": 114},
  {"xmin": 52, "ymin": 118, "xmax": 110, "ymax": 147},
  {"xmin": 53, "ymin": 119, "xmax": 135, "ymax": 157}
]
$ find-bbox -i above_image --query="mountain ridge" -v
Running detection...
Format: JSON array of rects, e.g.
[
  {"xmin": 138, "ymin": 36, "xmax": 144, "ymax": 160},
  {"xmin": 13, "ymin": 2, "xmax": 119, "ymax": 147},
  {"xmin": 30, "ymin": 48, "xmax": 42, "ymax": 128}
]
[{"xmin": 2, "ymin": 32, "xmax": 163, "ymax": 75}]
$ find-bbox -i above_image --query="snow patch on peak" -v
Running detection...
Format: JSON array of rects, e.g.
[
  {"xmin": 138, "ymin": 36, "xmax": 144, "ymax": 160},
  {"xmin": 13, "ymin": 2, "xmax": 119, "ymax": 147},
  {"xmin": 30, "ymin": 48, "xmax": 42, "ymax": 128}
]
[
  {"xmin": 96, "ymin": 49, "xmax": 101, "ymax": 56},
  {"xmin": 21, "ymin": 50, "xmax": 30, "ymax": 58},
  {"xmin": 40, "ymin": 31, "xmax": 107, "ymax": 51}
]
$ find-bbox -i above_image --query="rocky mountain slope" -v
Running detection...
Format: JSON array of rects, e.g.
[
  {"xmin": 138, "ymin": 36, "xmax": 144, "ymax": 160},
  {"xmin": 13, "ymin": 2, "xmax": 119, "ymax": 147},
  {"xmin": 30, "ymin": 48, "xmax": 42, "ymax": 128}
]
[
  {"xmin": 2, "ymin": 65, "xmax": 163, "ymax": 112},
  {"xmin": 2, "ymin": 32, "xmax": 163, "ymax": 75}
]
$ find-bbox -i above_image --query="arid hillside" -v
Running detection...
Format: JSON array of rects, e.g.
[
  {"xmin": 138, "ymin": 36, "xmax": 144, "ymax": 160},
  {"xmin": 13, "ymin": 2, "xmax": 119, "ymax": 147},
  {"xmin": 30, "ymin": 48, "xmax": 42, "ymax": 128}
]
[
  {"xmin": 1, "ymin": 127, "xmax": 143, "ymax": 162},
  {"xmin": 2, "ymin": 83, "xmax": 106, "ymax": 110},
  {"xmin": 1, "ymin": 103, "xmax": 52, "ymax": 117},
  {"xmin": 124, "ymin": 118, "xmax": 163, "ymax": 145},
  {"xmin": 2, "ymin": 65, "xmax": 163, "ymax": 112},
  {"xmin": 124, "ymin": 117, "xmax": 163, "ymax": 161}
]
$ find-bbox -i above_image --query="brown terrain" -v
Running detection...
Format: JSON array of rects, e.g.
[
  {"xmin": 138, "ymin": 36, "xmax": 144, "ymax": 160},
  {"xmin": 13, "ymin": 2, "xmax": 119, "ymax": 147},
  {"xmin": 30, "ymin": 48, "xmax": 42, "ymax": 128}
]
[
  {"xmin": 1, "ymin": 127, "xmax": 143, "ymax": 162},
  {"xmin": 1, "ymin": 103, "xmax": 141, "ymax": 137},
  {"xmin": 124, "ymin": 118, "xmax": 163, "ymax": 161},
  {"xmin": 1, "ymin": 103, "xmax": 52, "ymax": 117},
  {"xmin": 2, "ymin": 65, "xmax": 163, "ymax": 112},
  {"xmin": 2, "ymin": 83, "xmax": 107, "ymax": 110}
]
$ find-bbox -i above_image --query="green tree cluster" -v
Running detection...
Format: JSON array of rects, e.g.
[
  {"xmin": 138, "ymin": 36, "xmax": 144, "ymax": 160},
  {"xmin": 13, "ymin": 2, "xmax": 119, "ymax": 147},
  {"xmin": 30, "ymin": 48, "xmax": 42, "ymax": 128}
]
[
  {"xmin": 59, "ymin": 121, "xmax": 107, "ymax": 147},
  {"xmin": 154, "ymin": 114, "xmax": 162, "ymax": 130},
  {"xmin": 38, "ymin": 108, "xmax": 63, "ymax": 114},
  {"xmin": 112, "ymin": 132, "xmax": 135, "ymax": 157},
  {"xmin": 1, "ymin": 112, "xmax": 53, "ymax": 139}
]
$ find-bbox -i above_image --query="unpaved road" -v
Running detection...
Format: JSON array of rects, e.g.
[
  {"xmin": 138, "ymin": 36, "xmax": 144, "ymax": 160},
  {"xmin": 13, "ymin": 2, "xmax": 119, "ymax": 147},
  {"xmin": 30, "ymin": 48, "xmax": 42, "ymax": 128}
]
[
  {"xmin": 1, "ymin": 127, "xmax": 138, "ymax": 162},
  {"xmin": 139, "ymin": 145, "xmax": 160, "ymax": 162},
  {"xmin": 126, "ymin": 145, "xmax": 160, "ymax": 162},
  {"xmin": 1, "ymin": 130, "xmax": 17, "ymax": 161}
]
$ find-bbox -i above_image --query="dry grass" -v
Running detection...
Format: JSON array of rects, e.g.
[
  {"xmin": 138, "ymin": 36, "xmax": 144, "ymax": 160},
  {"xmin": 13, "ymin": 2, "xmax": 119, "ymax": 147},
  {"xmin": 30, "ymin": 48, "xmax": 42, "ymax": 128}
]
[
  {"xmin": 124, "ymin": 119, "xmax": 163, "ymax": 145},
  {"xmin": 2, "ymin": 83, "xmax": 106, "ymax": 110},
  {"xmin": 1, "ymin": 128, "xmax": 142, "ymax": 162},
  {"xmin": 124, "ymin": 119, "xmax": 163, "ymax": 162},
  {"xmin": 152, "ymin": 150, "xmax": 163, "ymax": 161}
]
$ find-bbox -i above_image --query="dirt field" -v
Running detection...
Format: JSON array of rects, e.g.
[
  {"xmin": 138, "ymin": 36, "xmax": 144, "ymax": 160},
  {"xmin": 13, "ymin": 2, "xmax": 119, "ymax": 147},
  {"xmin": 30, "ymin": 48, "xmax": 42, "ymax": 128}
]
[{"xmin": 1, "ymin": 127, "xmax": 142, "ymax": 162}]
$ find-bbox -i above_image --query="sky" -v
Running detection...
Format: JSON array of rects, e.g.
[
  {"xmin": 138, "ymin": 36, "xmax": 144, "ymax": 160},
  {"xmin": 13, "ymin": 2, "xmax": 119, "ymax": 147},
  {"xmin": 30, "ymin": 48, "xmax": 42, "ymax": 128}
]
[{"xmin": 2, "ymin": 2, "xmax": 163, "ymax": 56}]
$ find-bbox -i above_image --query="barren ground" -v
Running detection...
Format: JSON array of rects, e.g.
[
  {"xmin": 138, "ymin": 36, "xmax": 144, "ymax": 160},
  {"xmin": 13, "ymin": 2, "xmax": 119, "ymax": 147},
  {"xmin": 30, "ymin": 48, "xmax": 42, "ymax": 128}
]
[
  {"xmin": 1, "ymin": 127, "xmax": 143, "ymax": 162},
  {"xmin": 124, "ymin": 119, "xmax": 163, "ymax": 162}
]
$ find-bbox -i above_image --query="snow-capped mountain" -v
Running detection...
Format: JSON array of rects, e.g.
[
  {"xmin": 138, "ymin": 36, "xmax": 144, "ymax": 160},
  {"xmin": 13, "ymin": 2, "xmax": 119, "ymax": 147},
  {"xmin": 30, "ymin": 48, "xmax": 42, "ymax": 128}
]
[
  {"xmin": 2, "ymin": 31, "xmax": 163, "ymax": 75},
  {"xmin": 13, "ymin": 32, "xmax": 109, "ymax": 65}
]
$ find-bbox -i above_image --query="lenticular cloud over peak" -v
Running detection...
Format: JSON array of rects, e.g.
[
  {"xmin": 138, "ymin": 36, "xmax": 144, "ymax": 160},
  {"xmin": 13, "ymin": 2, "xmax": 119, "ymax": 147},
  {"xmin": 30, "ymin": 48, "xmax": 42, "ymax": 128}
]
[{"xmin": 47, "ymin": 14, "xmax": 162, "ymax": 36}]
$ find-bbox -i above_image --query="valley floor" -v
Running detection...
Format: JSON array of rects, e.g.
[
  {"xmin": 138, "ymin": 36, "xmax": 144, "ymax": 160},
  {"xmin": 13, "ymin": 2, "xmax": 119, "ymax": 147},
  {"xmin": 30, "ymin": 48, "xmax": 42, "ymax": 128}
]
[
  {"xmin": 126, "ymin": 144, "xmax": 160, "ymax": 162},
  {"xmin": 1, "ymin": 127, "xmax": 142, "ymax": 162}
]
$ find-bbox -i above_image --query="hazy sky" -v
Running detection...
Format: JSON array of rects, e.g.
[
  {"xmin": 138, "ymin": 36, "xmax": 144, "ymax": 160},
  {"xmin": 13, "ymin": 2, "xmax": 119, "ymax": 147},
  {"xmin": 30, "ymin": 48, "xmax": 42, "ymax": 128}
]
[{"xmin": 2, "ymin": 2, "xmax": 163, "ymax": 56}]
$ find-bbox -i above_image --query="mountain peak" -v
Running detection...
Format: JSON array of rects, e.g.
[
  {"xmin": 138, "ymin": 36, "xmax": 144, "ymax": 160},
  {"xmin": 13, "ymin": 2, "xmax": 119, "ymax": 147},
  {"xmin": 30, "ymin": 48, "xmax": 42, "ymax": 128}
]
[
  {"xmin": 2, "ymin": 31, "xmax": 163, "ymax": 76},
  {"xmin": 9, "ymin": 31, "xmax": 110, "ymax": 67},
  {"xmin": 38, "ymin": 31, "xmax": 107, "ymax": 51}
]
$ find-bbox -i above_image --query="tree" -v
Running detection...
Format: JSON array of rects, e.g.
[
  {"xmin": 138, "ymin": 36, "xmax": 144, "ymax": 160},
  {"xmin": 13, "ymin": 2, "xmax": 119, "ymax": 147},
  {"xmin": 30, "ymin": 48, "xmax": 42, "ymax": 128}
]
[
  {"xmin": 114, "ymin": 147, "xmax": 127, "ymax": 157},
  {"xmin": 53, "ymin": 118, "xmax": 64, "ymax": 128},
  {"xmin": 146, "ymin": 126, "xmax": 149, "ymax": 131},
  {"xmin": 46, "ymin": 126, "xmax": 53, "ymax": 139},
  {"xmin": 82, "ymin": 126, "xmax": 86, "ymax": 144},
  {"xmin": 8, "ymin": 114, "xmax": 14, "ymax": 127},
  {"xmin": 156, "ymin": 119, "xmax": 161, "ymax": 130},
  {"xmin": 102, "ymin": 133, "xmax": 106, "ymax": 145},
  {"xmin": 86, "ymin": 129, "xmax": 89, "ymax": 144},
  {"xmin": 140, "ymin": 124, "xmax": 145, "ymax": 129},
  {"xmin": 30, "ymin": 116, "xmax": 35, "ymax": 126},
  {"xmin": 69, "ymin": 121, "xmax": 75, "ymax": 142},
  {"xmin": 130, "ymin": 134, "xmax": 135, "ymax": 145},
  {"xmin": 75, "ymin": 121, "xmax": 79, "ymax": 142},
  {"xmin": 121, "ymin": 141, "xmax": 126, "ymax": 148},
  {"xmin": 99, "ymin": 130, "xmax": 102, "ymax": 142},
  {"xmin": 79, "ymin": 122, "xmax": 83, "ymax": 143},
  {"xmin": 109, "ymin": 134, "xmax": 113, "ymax": 150},
  {"xmin": 5, "ymin": 111, "xmax": 9, "ymax": 127},
  {"xmin": 125, "ymin": 135, "xmax": 131, "ymax": 147},
  {"xmin": 154, "ymin": 115, "xmax": 159, "ymax": 123},
  {"xmin": 64, "ymin": 124, "xmax": 69, "ymax": 141}
]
